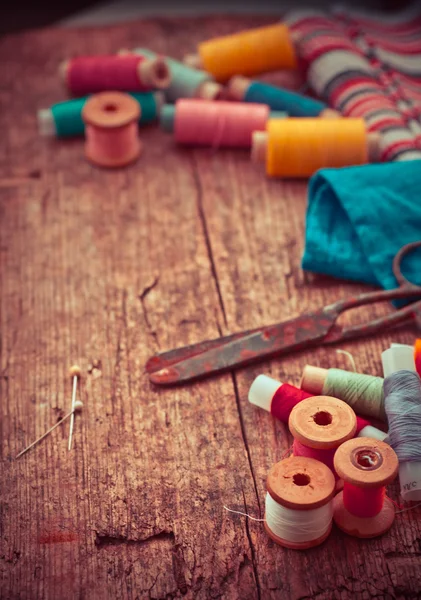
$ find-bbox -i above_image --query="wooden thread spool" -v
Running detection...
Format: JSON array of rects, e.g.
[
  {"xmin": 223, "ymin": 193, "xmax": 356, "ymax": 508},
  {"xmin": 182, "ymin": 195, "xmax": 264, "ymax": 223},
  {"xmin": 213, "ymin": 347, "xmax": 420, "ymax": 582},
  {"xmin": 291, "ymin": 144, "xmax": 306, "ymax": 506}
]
[
  {"xmin": 333, "ymin": 437, "xmax": 399, "ymax": 538},
  {"xmin": 289, "ymin": 396, "xmax": 357, "ymax": 478},
  {"xmin": 252, "ymin": 118, "xmax": 381, "ymax": 178},
  {"xmin": 249, "ymin": 374, "xmax": 386, "ymax": 441},
  {"xmin": 82, "ymin": 92, "xmax": 141, "ymax": 168},
  {"xmin": 184, "ymin": 23, "xmax": 297, "ymax": 83},
  {"xmin": 265, "ymin": 456, "xmax": 335, "ymax": 550},
  {"xmin": 60, "ymin": 55, "xmax": 171, "ymax": 96}
]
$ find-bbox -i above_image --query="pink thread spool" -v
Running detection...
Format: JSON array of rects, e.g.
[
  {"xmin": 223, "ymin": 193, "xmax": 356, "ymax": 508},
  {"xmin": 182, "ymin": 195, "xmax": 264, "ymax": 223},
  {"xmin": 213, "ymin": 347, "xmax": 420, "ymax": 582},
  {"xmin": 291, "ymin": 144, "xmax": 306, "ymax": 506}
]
[
  {"xmin": 289, "ymin": 396, "xmax": 357, "ymax": 481},
  {"xmin": 82, "ymin": 92, "xmax": 141, "ymax": 168},
  {"xmin": 60, "ymin": 55, "xmax": 171, "ymax": 96},
  {"xmin": 161, "ymin": 99, "xmax": 270, "ymax": 148}
]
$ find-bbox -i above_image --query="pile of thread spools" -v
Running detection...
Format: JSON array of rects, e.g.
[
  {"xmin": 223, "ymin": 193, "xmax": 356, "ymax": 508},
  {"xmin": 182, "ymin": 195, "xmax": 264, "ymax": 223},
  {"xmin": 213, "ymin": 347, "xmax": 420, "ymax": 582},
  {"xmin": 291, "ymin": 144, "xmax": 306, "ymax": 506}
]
[
  {"xmin": 247, "ymin": 340, "xmax": 421, "ymax": 549},
  {"xmin": 38, "ymin": 21, "xmax": 381, "ymax": 174}
]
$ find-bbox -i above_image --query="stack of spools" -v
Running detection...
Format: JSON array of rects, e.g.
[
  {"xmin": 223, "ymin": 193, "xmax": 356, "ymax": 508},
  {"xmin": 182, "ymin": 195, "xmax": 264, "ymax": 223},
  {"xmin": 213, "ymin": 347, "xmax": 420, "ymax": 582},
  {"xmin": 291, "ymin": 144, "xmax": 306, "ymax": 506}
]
[
  {"xmin": 247, "ymin": 367, "xmax": 410, "ymax": 547},
  {"xmin": 39, "ymin": 20, "xmax": 382, "ymax": 174}
]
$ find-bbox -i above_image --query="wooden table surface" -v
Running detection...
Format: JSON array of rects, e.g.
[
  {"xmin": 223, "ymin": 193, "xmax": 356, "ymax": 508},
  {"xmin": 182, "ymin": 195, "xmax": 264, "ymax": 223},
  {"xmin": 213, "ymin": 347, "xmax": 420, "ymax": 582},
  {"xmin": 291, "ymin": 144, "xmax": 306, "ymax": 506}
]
[{"xmin": 1, "ymin": 15, "xmax": 420, "ymax": 600}]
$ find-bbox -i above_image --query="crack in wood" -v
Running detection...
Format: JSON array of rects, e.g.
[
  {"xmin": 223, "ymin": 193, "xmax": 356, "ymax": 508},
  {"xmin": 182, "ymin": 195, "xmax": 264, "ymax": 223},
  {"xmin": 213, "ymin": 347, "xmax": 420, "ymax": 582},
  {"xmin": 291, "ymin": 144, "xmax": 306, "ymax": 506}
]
[
  {"xmin": 190, "ymin": 154, "xmax": 228, "ymax": 328},
  {"xmin": 232, "ymin": 375, "xmax": 262, "ymax": 514},
  {"xmin": 241, "ymin": 488, "xmax": 261, "ymax": 600},
  {"xmin": 138, "ymin": 276, "xmax": 161, "ymax": 349},
  {"xmin": 95, "ymin": 529, "xmax": 175, "ymax": 548}
]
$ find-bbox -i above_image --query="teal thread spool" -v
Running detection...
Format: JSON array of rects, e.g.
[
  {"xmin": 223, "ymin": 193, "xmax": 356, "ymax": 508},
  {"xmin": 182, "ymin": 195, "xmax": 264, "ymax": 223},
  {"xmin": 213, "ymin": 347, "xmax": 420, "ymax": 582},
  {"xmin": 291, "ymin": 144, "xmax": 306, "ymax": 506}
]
[
  {"xmin": 38, "ymin": 92, "xmax": 163, "ymax": 138},
  {"xmin": 227, "ymin": 76, "xmax": 338, "ymax": 118},
  {"xmin": 301, "ymin": 365, "xmax": 385, "ymax": 421},
  {"xmin": 131, "ymin": 48, "xmax": 222, "ymax": 102}
]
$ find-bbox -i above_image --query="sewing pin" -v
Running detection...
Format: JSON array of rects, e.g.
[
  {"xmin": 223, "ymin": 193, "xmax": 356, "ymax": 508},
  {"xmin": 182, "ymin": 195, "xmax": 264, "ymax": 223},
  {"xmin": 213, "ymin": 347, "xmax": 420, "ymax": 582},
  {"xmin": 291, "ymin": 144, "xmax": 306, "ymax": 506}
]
[
  {"xmin": 16, "ymin": 400, "xmax": 83, "ymax": 459},
  {"xmin": 68, "ymin": 365, "xmax": 81, "ymax": 451}
]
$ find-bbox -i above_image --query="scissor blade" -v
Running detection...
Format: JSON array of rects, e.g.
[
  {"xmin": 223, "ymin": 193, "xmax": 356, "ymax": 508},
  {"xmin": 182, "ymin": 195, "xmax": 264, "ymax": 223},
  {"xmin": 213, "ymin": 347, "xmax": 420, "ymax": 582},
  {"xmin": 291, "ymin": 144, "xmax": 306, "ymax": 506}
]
[
  {"xmin": 146, "ymin": 327, "xmax": 260, "ymax": 374},
  {"xmin": 149, "ymin": 310, "xmax": 335, "ymax": 385}
]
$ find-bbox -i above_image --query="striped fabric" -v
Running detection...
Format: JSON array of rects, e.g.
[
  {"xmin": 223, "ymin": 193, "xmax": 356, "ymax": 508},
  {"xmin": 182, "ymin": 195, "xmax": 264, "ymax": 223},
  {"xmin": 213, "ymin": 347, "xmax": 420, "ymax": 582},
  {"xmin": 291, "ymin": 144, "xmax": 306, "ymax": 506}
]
[{"xmin": 285, "ymin": 8, "xmax": 421, "ymax": 162}]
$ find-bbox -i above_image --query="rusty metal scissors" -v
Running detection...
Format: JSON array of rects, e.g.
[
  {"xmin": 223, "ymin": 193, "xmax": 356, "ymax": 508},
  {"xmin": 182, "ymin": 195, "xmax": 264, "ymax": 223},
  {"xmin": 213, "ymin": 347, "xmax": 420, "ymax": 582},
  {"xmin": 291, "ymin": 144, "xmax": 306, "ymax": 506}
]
[{"xmin": 146, "ymin": 241, "xmax": 421, "ymax": 386}]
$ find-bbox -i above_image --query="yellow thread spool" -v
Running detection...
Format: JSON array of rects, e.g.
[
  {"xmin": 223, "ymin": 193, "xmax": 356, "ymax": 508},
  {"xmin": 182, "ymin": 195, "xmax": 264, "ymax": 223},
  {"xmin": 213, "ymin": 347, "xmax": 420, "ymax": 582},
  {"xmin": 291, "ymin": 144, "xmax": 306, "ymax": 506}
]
[
  {"xmin": 192, "ymin": 23, "xmax": 297, "ymax": 83},
  {"xmin": 252, "ymin": 118, "xmax": 380, "ymax": 179}
]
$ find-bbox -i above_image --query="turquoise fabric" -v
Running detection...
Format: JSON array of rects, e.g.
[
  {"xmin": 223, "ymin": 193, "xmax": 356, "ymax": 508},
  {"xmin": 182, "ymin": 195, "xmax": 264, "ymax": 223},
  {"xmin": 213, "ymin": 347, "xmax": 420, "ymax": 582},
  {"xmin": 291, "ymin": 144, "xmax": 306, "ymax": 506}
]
[{"xmin": 302, "ymin": 161, "xmax": 421, "ymax": 291}]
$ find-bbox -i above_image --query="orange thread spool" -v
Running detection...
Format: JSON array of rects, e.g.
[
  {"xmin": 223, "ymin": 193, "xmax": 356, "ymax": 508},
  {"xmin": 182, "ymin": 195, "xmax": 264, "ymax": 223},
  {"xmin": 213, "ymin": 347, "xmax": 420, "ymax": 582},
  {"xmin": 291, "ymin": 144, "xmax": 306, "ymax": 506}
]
[
  {"xmin": 189, "ymin": 23, "xmax": 297, "ymax": 83},
  {"xmin": 414, "ymin": 339, "xmax": 421, "ymax": 376},
  {"xmin": 82, "ymin": 92, "xmax": 141, "ymax": 168},
  {"xmin": 333, "ymin": 437, "xmax": 399, "ymax": 538},
  {"xmin": 252, "ymin": 118, "xmax": 380, "ymax": 178}
]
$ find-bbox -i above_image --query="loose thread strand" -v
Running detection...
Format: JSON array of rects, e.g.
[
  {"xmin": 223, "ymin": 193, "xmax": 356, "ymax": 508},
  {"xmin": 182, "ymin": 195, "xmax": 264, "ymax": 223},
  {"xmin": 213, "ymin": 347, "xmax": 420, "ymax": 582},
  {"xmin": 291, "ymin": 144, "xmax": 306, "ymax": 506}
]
[{"xmin": 223, "ymin": 506, "xmax": 265, "ymax": 522}]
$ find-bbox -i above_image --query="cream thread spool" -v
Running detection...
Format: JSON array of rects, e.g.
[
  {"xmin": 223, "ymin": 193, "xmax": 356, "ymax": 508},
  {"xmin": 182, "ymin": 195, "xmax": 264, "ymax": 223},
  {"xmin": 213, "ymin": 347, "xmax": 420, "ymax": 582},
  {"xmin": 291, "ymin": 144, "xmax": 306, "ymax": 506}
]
[
  {"xmin": 382, "ymin": 344, "xmax": 416, "ymax": 377},
  {"xmin": 265, "ymin": 456, "xmax": 335, "ymax": 549},
  {"xmin": 333, "ymin": 437, "xmax": 399, "ymax": 538}
]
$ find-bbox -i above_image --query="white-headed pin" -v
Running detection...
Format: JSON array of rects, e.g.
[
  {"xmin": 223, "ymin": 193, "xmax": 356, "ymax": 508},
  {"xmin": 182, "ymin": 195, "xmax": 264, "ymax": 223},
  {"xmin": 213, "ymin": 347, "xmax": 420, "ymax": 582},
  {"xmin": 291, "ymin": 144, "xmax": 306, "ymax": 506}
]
[{"xmin": 68, "ymin": 365, "xmax": 82, "ymax": 451}]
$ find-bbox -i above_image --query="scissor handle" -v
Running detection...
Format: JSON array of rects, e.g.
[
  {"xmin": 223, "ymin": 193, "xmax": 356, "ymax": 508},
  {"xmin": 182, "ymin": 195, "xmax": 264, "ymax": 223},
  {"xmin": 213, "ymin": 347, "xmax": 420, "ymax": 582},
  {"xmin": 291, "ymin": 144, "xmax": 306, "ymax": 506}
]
[
  {"xmin": 324, "ymin": 299, "xmax": 421, "ymax": 344},
  {"xmin": 326, "ymin": 285, "xmax": 421, "ymax": 315},
  {"xmin": 393, "ymin": 240, "xmax": 421, "ymax": 288}
]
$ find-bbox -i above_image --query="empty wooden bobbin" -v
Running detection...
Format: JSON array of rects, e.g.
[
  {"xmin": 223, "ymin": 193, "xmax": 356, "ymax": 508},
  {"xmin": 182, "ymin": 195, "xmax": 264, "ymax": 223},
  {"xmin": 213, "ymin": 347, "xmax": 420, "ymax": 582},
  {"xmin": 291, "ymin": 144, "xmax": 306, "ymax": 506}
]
[
  {"xmin": 82, "ymin": 92, "xmax": 141, "ymax": 168},
  {"xmin": 333, "ymin": 437, "xmax": 399, "ymax": 538},
  {"xmin": 289, "ymin": 396, "xmax": 357, "ymax": 450},
  {"xmin": 266, "ymin": 456, "xmax": 336, "ymax": 550}
]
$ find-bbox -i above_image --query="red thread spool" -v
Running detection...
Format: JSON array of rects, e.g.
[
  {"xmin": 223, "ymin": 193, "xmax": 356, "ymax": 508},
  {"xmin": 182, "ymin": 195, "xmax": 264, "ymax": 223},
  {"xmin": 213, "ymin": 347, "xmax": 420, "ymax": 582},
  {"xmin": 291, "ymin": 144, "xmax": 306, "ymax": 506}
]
[
  {"xmin": 333, "ymin": 437, "xmax": 399, "ymax": 538},
  {"xmin": 61, "ymin": 55, "xmax": 171, "ymax": 96},
  {"xmin": 289, "ymin": 396, "xmax": 357, "ymax": 479},
  {"xmin": 249, "ymin": 374, "xmax": 373, "ymax": 435},
  {"xmin": 170, "ymin": 99, "xmax": 269, "ymax": 148},
  {"xmin": 82, "ymin": 92, "xmax": 141, "ymax": 168}
]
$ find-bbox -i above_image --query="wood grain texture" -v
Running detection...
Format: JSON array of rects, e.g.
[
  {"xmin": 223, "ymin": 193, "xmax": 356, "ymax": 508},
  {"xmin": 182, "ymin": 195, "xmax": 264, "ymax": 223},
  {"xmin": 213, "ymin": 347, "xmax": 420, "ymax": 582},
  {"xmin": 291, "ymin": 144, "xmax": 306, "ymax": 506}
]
[{"xmin": 0, "ymin": 15, "xmax": 420, "ymax": 600}]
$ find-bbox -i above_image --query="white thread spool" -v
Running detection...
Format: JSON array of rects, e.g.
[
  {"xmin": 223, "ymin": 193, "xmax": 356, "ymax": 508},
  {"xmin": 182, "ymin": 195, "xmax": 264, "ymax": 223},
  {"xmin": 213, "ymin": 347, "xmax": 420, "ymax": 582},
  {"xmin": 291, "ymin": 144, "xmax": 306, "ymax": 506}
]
[
  {"xmin": 265, "ymin": 456, "xmax": 335, "ymax": 550},
  {"xmin": 382, "ymin": 344, "xmax": 421, "ymax": 501}
]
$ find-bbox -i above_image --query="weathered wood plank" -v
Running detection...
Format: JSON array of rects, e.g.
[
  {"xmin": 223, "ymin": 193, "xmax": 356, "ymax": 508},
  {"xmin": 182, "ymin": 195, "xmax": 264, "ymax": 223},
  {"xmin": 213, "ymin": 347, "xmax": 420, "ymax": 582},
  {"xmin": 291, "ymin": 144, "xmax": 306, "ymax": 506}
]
[{"xmin": 1, "ymin": 15, "xmax": 420, "ymax": 600}]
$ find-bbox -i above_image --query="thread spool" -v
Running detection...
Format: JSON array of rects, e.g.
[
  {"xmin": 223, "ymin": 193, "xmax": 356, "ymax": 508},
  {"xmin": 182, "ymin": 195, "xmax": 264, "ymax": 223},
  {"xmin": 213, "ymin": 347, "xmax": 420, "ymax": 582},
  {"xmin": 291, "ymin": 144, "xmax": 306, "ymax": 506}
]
[
  {"xmin": 289, "ymin": 395, "xmax": 356, "ymax": 478},
  {"xmin": 160, "ymin": 99, "xmax": 271, "ymax": 148},
  {"xmin": 82, "ymin": 92, "xmax": 141, "ymax": 168},
  {"xmin": 130, "ymin": 48, "xmax": 223, "ymax": 102},
  {"xmin": 383, "ymin": 343, "xmax": 416, "ymax": 378},
  {"xmin": 383, "ymin": 367, "xmax": 421, "ymax": 501},
  {"xmin": 252, "ymin": 119, "xmax": 381, "ymax": 178},
  {"xmin": 301, "ymin": 365, "xmax": 385, "ymax": 421},
  {"xmin": 184, "ymin": 22, "xmax": 297, "ymax": 83},
  {"xmin": 414, "ymin": 340, "xmax": 421, "ymax": 377},
  {"xmin": 333, "ymin": 437, "xmax": 398, "ymax": 537},
  {"xmin": 249, "ymin": 374, "xmax": 386, "ymax": 441},
  {"xmin": 38, "ymin": 92, "xmax": 163, "ymax": 138},
  {"xmin": 227, "ymin": 76, "xmax": 339, "ymax": 118},
  {"xmin": 60, "ymin": 55, "xmax": 171, "ymax": 96},
  {"xmin": 265, "ymin": 456, "xmax": 335, "ymax": 549}
]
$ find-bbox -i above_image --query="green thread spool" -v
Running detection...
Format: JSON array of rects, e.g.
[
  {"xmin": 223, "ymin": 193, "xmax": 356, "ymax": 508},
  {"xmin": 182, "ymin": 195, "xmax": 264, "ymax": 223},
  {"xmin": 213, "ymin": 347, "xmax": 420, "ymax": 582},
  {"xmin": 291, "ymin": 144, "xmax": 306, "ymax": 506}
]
[
  {"xmin": 301, "ymin": 365, "xmax": 385, "ymax": 421},
  {"xmin": 38, "ymin": 91, "xmax": 163, "ymax": 138},
  {"xmin": 131, "ymin": 48, "xmax": 222, "ymax": 102}
]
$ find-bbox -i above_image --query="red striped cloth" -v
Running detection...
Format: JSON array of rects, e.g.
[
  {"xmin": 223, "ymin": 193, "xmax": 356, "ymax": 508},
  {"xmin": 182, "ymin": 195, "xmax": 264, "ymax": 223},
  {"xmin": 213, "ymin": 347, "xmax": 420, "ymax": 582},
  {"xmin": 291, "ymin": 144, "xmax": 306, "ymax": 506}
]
[{"xmin": 286, "ymin": 8, "xmax": 421, "ymax": 162}]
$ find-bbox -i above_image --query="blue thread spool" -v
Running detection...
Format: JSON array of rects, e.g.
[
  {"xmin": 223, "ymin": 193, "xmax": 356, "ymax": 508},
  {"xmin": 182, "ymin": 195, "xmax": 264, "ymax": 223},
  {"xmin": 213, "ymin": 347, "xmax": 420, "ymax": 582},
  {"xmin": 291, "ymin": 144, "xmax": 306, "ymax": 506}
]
[
  {"xmin": 130, "ymin": 48, "xmax": 222, "ymax": 102},
  {"xmin": 228, "ymin": 76, "xmax": 338, "ymax": 118},
  {"xmin": 38, "ymin": 91, "xmax": 163, "ymax": 138}
]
